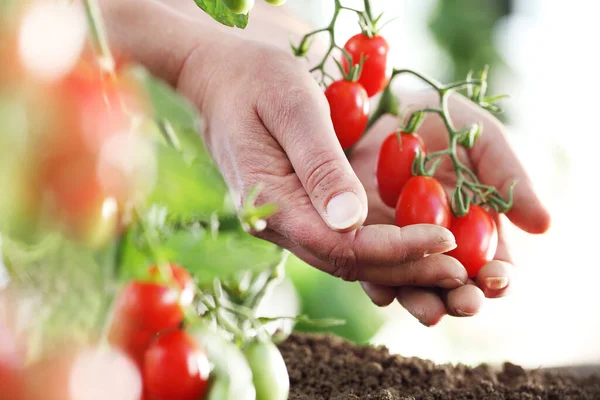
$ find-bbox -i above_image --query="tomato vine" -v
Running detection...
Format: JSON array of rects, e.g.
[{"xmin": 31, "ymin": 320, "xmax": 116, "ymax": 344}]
[{"xmin": 291, "ymin": 0, "xmax": 515, "ymax": 218}]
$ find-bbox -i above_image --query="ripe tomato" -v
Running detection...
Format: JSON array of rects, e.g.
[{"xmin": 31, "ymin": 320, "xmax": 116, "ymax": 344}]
[
  {"xmin": 108, "ymin": 263, "xmax": 194, "ymax": 366},
  {"xmin": 25, "ymin": 346, "xmax": 142, "ymax": 400},
  {"xmin": 342, "ymin": 34, "xmax": 391, "ymax": 98},
  {"xmin": 395, "ymin": 176, "xmax": 451, "ymax": 228},
  {"xmin": 26, "ymin": 60, "xmax": 148, "ymax": 248},
  {"xmin": 324, "ymin": 80, "xmax": 369, "ymax": 150},
  {"xmin": 376, "ymin": 132, "xmax": 426, "ymax": 208},
  {"xmin": 447, "ymin": 205, "xmax": 498, "ymax": 278},
  {"xmin": 144, "ymin": 330, "xmax": 210, "ymax": 400}
]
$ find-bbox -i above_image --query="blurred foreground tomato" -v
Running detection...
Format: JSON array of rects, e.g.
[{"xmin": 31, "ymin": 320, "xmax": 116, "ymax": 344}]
[
  {"xmin": 23, "ymin": 58, "xmax": 154, "ymax": 248},
  {"xmin": 25, "ymin": 345, "xmax": 142, "ymax": 400}
]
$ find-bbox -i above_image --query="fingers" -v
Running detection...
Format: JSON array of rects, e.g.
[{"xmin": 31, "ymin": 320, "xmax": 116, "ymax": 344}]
[
  {"xmin": 396, "ymin": 287, "xmax": 446, "ymax": 327},
  {"xmin": 446, "ymin": 94, "xmax": 551, "ymax": 234},
  {"xmin": 257, "ymin": 66, "xmax": 368, "ymax": 232},
  {"xmin": 360, "ymin": 282, "xmax": 397, "ymax": 307},
  {"xmin": 476, "ymin": 260, "xmax": 512, "ymax": 298},
  {"xmin": 443, "ymin": 283, "xmax": 485, "ymax": 317}
]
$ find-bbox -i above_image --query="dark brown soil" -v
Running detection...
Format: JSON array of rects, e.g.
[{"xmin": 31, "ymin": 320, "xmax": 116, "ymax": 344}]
[{"xmin": 279, "ymin": 333, "xmax": 600, "ymax": 400}]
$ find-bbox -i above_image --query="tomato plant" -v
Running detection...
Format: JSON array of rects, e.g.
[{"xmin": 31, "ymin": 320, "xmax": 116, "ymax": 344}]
[
  {"xmin": 324, "ymin": 79, "xmax": 369, "ymax": 150},
  {"xmin": 376, "ymin": 132, "xmax": 426, "ymax": 208},
  {"xmin": 342, "ymin": 33, "xmax": 390, "ymax": 97},
  {"xmin": 244, "ymin": 340, "xmax": 289, "ymax": 400},
  {"xmin": 395, "ymin": 176, "xmax": 451, "ymax": 228},
  {"xmin": 143, "ymin": 330, "xmax": 210, "ymax": 400},
  {"xmin": 447, "ymin": 205, "xmax": 498, "ymax": 278}
]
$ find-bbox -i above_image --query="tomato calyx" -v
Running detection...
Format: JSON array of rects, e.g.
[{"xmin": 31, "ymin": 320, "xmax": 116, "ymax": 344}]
[{"xmin": 334, "ymin": 50, "xmax": 366, "ymax": 83}]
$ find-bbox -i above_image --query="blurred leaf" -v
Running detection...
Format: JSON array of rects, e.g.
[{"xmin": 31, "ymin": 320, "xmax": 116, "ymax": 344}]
[
  {"xmin": 193, "ymin": 0, "xmax": 249, "ymax": 29},
  {"xmin": 119, "ymin": 227, "xmax": 285, "ymax": 287},
  {"xmin": 285, "ymin": 256, "xmax": 385, "ymax": 344}
]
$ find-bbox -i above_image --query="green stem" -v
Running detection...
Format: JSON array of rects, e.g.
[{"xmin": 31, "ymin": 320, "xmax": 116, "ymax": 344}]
[
  {"xmin": 82, "ymin": 0, "xmax": 115, "ymax": 74},
  {"xmin": 363, "ymin": 0, "xmax": 373, "ymax": 22}
]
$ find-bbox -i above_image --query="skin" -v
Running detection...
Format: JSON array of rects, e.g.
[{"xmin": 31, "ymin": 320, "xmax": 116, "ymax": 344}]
[{"xmin": 98, "ymin": 0, "xmax": 551, "ymax": 326}]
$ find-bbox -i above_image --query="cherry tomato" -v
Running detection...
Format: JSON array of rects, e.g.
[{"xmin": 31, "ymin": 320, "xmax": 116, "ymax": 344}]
[
  {"xmin": 324, "ymin": 80, "xmax": 369, "ymax": 150},
  {"xmin": 0, "ymin": 341, "xmax": 25, "ymax": 400},
  {"xmin": 447, "ymin": 205, "xmax": 498, "ymax": 278},
  {"xmin": 221, "ymin": 0, "xmax": 255, "ymax": 14},
  {"xmin": 376, "ymin": 132, "xmax": 426, "ymax": 208},
  {"xmin": 26, "ymin": 60, "xmax": 148, "ymax": 248},
  {"xmin": 108, "ymin": 263, "xmax": 194, "ymax": 366},
  {"xmin": 395, "ymin": 176, "xmax": 451, "ymax": 228},
  {"xmin": 342, "ymin": 34, "xmax": 391, "ymax": 98},
  {"xmin": 264, "ymin": 0, "xmax": 287, "ymax": 4},
  {"xmin": 144, "ymin": 330, "xmax": 210, "ymax": 400},
  {"xmin": 244, "ymin": 340, "xmax": 289, "ymax": 400},
  {"xmin": 25, "ymin": 346, "xmax": 142, "ymax": 400}
]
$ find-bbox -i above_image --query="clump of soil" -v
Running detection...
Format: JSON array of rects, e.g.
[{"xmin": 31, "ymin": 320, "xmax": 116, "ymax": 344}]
[{"xmin": 279, "ymin": 333, "xmax": 600, "ymax": 400}]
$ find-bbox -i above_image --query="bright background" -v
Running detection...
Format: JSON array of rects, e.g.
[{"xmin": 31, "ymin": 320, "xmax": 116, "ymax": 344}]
[{"xmin": 283, "ymin": 0, "xmax": 600, "ymax": 369}]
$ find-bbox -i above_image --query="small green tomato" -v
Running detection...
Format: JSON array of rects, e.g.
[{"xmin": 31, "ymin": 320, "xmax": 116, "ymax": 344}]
[
  {"xmin": 244, "ymin": 340, "xmax": 289, "ymax": 400},
  {"xmin": 221, "ymin": 0, "xmax": 255, "ymax": 14},
  {"xmin": 264, "ymin": 0, "xmax": 287, "ymax": 5},
  {"xmin": 192, "ymin": 326, "xmax": 256, "ymax": 400}
]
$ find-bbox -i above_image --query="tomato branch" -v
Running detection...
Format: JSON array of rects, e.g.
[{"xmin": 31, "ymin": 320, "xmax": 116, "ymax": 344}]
[{"xmin": 82, "ymin": 0, "xmax": 115, "ymax": 75}]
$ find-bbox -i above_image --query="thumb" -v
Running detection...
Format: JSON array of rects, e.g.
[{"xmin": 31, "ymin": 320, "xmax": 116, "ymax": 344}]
[{"xmin": 257, "ymin": 73, "xmax": 368, "ymax": 232}]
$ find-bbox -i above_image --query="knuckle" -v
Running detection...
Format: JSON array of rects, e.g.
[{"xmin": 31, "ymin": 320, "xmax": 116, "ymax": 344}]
[
  {"xmin": 303, "ymin": 156, "xmax": 343, "ymax": 200},
  {"xmin": 328, "ymin": 242, "xmax": 358, "ymax": 282}
]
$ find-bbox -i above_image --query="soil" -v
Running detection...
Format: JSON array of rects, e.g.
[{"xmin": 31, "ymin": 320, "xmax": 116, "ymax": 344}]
[{"xmin": 279, "ymin": 333, "xmax": 600, "ymax": 400}]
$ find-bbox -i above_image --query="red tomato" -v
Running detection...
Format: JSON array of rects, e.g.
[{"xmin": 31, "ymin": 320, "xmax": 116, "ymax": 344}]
[
  {"xmin": 26, "ymin": 61, "xmax": 148, "ymax": 247},
  {"xmin": 108, "ymin": 264, "xmax": 194, "ymax": 366},
  {"xmin": 24, "ymin": 346, "xmax": 142, "ymax": 400},
  {"xmin": 395, "ymin": 176, "xmax": 451, "ymax": 228},
  {"xmin": 447, "ymin": 205, "xmax": 498, "ymax": 278},
  {"xmin": 324, "ymin": 80, "xmax": 369, "ymax": 150},
  {"xmin": 376, "ymin": 132, "xmax": 426, "ymax": 208},
  {"xmin": 144, "ymin": 330, "xmax": 210, "ymax": 400},
  {"xmin": 342, "ymin": 34, "xmax": 391, "ymax": 97}
]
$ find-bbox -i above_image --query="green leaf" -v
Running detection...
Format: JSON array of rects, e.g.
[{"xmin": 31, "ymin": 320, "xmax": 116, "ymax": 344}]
[{"xmin": 193, "ymin": 0, "xmax": 249, "ymax": 28}]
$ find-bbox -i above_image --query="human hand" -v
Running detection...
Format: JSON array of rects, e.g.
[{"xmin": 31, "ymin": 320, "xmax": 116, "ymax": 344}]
[
  {"xmin": 349, "ymin": 90, "xmax": 551, "ymax": 325},
  {"xmin": 176, "ymin": 35, "xmax": 475, "ymax": 295}
]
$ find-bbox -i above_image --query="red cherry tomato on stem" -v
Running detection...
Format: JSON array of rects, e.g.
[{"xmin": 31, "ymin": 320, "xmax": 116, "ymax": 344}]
[
  {"xmin": 342, "ymin": 33, "xmax": 391, "ymax": 97},
  {"xmin": 376, "ymin": 132, "xmax": 426, "ymax": 208},
  {"xmin": 395, "ymin": 176, "xmax": 451, "ymax": 228},
  {"xmin": 108, "ymin": 263, "xmax": 194, "ymax": 366},
  {"xmin": 324, "ymin": 80, "xmax": 369, "ymax": 150},
  {"xmin": 447, "ymin": 205, "xmax": 498, "ymax": 278},
  {"xmin": 144, "ymin": 330, "xmax": 210, "ymax": 400}
]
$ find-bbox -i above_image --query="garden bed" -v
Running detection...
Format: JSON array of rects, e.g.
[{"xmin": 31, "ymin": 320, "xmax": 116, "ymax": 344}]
[{"xmin": 279, "ymin": 333, "xmax": 600, "ymax": 399}]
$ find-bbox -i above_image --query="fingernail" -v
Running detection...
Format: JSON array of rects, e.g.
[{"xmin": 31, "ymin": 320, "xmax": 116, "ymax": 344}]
[
  {"xmin": 485, "ymin": 277, "xmax": 509, "ymax": 290},
  {"xmin": 326, "ymin": 191, "xmax": 363, "ymax": 230},
  {"xmin": 456, "ymin": 309, "xmax": 477, "ymax": 317},
  {"xmin": 437, "ymin": 278, "xmax": 465, "ymax": 289},
  {"xmin": 427, "ymin": 240, "xmax": 457, "ymax": 255}
]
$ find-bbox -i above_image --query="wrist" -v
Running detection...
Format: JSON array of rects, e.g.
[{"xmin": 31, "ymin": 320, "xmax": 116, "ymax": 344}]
[{"xmin": 97, "ymin": 0, "xmax": 220, "ymax": 89}]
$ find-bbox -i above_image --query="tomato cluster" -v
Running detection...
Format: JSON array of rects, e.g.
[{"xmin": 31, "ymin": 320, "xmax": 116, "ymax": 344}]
[
  {"xmin": 325, "ymin": 32, "xmax": 390, "ymax": 150},
  {"xmin": 107, "ymin": 263, "xmax": 210, "ymax": 400},
  {"xmin": 376, "ymin": 130, "xmax": 498, "ymax": 278}
]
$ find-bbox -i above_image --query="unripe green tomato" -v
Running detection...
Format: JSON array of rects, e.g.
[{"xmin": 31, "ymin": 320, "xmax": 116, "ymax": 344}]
[
  {"xmin": 192, "ymin": 327, "xmax": 256, "ymax": 400},
  {"xmin": 244, "ymin": 340, "xmax": 289, "ymax": 400},
  {"xmin": 221, "ymin": 0, "xmax": 255, "ymax": 14},
  {"xmin": 264, "ymin": 0, "xmax": 287, "ymax": 5}
]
